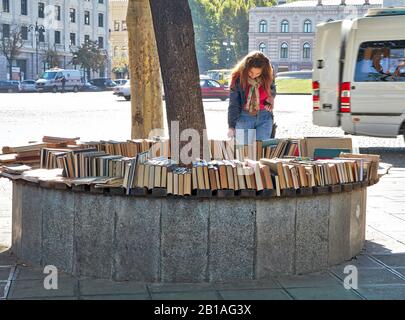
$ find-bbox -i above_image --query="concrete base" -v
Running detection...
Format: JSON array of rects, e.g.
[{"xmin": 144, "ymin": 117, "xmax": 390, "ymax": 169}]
[{"xmin": 11, "ymin": 180, "xmax": 367, "ymax": 282}]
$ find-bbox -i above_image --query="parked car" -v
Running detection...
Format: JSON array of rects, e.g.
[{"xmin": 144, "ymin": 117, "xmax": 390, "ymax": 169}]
[
  {"xmin": 18, "ymin": 80, "xmax": 38, "ymax": 92},
  {"xmin": 89, "ymin": 78, "xmax": 117, "ymax": 90},
  {"xmin": 200, "ymin": 79, "xmax": 230, "ymax": 101},
  {"xmin": 0, "ymin": 80, "xmax": 19, "ymax": 93},
  {"xmin": 80, "ymin": 82, "xmax": 102, "ymax": 92},
  {"xmin": 114, "ymin": 79, "xmax": 128, "ymax": 86},
  {"xmin": 113, "ymin": 80, "xmax": 131, "ymax": 100}
]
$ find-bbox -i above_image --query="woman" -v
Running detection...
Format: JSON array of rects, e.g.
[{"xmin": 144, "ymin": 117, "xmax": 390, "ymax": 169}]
[{"xmin": 227, "ymin": 51, "xmax": 277, "ymax": 144}]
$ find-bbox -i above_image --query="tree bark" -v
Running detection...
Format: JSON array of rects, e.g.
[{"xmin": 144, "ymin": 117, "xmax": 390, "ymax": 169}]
[
  {"xmin": 149, "ymin": 0, "xmax": 208, "ymax": 163},
  {"xmin": 127, "ymin": 0, "xmax": 164, "ymax": 139}
]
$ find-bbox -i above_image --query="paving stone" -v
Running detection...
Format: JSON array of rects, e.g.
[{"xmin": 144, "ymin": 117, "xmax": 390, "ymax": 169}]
[
  {"xmin": 276, "ymin": 272, "xmax": 342, "ymax": 288},
  {"xmin": 372, "ymin": 254, "xmax": 405, "ymax": 268},
  {"xmin": 80, "ymin": 293, "xmax": 150, "ymax": 300},
  {"xmin": 1, "ymin": 281, "xmax": 7, "ymax": 299},
  {"xmin": 219, "ymin": 288, "xmax": 292, "ymax": 300},
  {"xmin": 151, "ymin": 290, "xmax": 220, "ymax": 300},
  {"xmin": 13, "ymin": 265, "xmax": 75, "ymax": 283},
  {"xmin": 0, "ymin": 266, "xmax": 12, "ymax": 280},
  {"xmin": 329, "ymin": 254, "xmax": 384, "ymax": 271},
  {"xmin": 7, "ymin": 278, "xmax": 77, "ymax": 299},
  {"xmin": 213, "ymin": 278, "xmax": 281, "ymax": 290},
  {"xmin": 331, "ymin": 268, "xmax": 405, "ymax": 287},
  {"xmin": 256, "ymin": 198, "xmax": 296, "ymax": 277},
  {"xmin": 286, "ymin": 287, "xmax": 363, "ymax": 300},
  {"xmin": 14, "ymin": 296, "xmax": 79, "ymax": 300},
  {"xmin": 209, "ymin": 199, "xmax": 255, "ymax": 282},
  {"xmin": 79, "ymin": 278, "xmax": 148, "ymax": 296},
  {"xmin": 148, "ymin": 283, "xmax": 213, "ymax": 293},
  {"xmin": 356, "ymin": 286, "xmax": 405, "ymax": 300}
]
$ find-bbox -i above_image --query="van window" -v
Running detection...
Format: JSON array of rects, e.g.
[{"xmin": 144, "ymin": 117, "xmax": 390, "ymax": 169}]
[
  {"xmin": 355, "ymin": 40, "xmax": 405, "ymax": 82},
  {"xmin": 41, "ymin": 71, "xmax": 57, "ymax": 80}
]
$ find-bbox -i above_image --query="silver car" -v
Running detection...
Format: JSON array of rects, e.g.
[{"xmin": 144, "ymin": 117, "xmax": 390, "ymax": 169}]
[{"xmin": 19, "ymin": 80, "xmax": 38, "ymax": 92}]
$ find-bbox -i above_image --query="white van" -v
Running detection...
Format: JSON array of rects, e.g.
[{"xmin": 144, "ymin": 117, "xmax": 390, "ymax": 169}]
[
  {"xmin": 36, "ymin": 68, "xmax": 82, "ymax": 93},
  {"xmin": 312, "ymin": 8, "xmax": 405, "ymax": 140}
]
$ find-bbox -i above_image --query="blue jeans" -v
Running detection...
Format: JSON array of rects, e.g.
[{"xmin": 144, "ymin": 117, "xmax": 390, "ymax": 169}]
[{"xmin": 235, "ymin": 110, "xmax": 273, "ymax": 145}]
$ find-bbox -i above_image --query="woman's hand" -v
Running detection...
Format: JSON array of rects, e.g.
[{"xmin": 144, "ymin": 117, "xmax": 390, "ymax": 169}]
[
  {"xmin": 264, "ymin": 96, "xmax": 275, "ymax": 112},
  {"xmin": 228, "ymin": 128, "xmax": 235, "ymax": 138}
]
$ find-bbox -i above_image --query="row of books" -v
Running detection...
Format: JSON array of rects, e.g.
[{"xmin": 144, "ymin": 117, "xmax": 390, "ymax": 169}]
[{"xmin": 120, "ymin": 153, "xmax": 379, "ymax": 197}]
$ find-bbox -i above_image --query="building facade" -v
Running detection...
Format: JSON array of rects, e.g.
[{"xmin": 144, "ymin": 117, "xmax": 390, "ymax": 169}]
[
  {"xmin": 0, "ymin": 0, "xmax": 109, "ymax": 81},
  {"xmin": 109, "ymin": 0, "xmax": 128, "ymax": 79},
  {"xmin": 248, "ymin": 0, "xmax": 383, "ymax": 72}
]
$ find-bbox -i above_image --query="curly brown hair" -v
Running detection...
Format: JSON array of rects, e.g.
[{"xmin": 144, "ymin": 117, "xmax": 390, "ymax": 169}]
[{"xmin": 230, "ymin": 51, "xmax": 274, "ymax": 96}]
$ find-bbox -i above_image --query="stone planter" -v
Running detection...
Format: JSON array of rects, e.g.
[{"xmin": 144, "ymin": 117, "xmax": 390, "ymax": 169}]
[{"xmin": 11, "ymin": 180, "xmax": 367, "ymax": 282}]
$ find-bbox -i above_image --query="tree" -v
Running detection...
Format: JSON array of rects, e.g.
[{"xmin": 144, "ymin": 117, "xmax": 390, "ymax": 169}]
[
  {"xmin": 189, "ymin": 0, "xmax": 276, "ymax": 72},
  {"xmin": 150, "ymin": 0, "xmax": 208, "ymax": 163},
  {"xmin": 0, "ymin": 26, "xmax": 23, "ymax": 80},
  {"xmin": 127, "ymin": 0, "xmax": 164, "ymax": 139},
  {"xmin": 112, "ymin": 54, "xmax": 129, "ymax": 79},
  {"xmin": 42, "ymin": 47, "xmax": 61, "ymax": 69},
  {"xmin": 73, "ymin": 40, "xmax": 106, "ymax": 81}
]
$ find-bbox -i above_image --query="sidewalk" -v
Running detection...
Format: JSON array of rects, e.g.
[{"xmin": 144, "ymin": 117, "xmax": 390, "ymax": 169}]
[{"xmin": 1, "ymin": 168, "xmax": 405, "ymax": 300}]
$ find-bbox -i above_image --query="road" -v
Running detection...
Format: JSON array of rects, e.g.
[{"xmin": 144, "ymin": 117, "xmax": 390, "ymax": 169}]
[
  {"xmin": 0, "ymin": 91, "xmax": 404, "ymax": 149},
  {"xmin": 0, "ymin": 91, "xmax": 404, "ymax": 247}
]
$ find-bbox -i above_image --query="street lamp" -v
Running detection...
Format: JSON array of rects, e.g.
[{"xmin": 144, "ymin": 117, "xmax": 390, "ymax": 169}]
[
  {"xmin": 28, "ymin": 22, "xmax": 45, "ymax": 79},
  {"xmin": 222, "ymin": 39, "xmax": 236, "ymax": 69}
]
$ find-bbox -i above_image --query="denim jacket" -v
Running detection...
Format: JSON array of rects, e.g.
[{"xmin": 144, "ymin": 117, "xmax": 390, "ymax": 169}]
[{"xmin": 228, "ymin": 71, "xmax": 277, "ymax": 129}]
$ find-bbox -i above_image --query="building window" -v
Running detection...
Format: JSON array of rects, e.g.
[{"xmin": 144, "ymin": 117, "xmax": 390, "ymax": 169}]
[
  {"xmin": 2, "ymin": 24, "xmax": 10, "ymax": 38},
  {"xmin": 70, "ymin": 33, "xmax": 76, "ymax": 46},
  {"xmin": 55, "ymin": 5, "xmax": 61, "ymax": 21},
  {"xmin": 21, "ymin": 0, "xmax": 28, "ymax": 15},
  {"xmin": 281, "ymin": 20, "xmax": 289, "ymax": 33},
  {"xmin": 281, "ymin": 42, "xmax": 289, "ymax": 59},
  {"xmin": 122, "ymin": 21, "xmax": 127, "ymax": 31},
  {"xmin": 2, "ymin": 0, "xmax": 9, "ymax": 13},
  {"xmin": 98, "ymin": 13, "xmax": 104, "ymax": 27},
  {"xmin": 21, "ymin": 26, "xmax": 28, "ymax": 40},
  {"xmin": 84, "ymin": 35, "xmax": 90, "ymax": 43},
  {"xmin": 38, "ymin": 2, "xmax": 45, "ymax": 18},
  {"xmin": 38, "ymin": 30, "xmax": 45, "ymax": 43},
  {"xmin": 70, "ymin": 8, "xmax": 76, "ymax": 23},
  {"xmin": 98, "ymin": 37, "xmax": 104, "ymax": 49},
  {"xmin": 304, "ymin": 20, "xmax": 312, "ymax": 33},
  {"xmin": 114, "ymin": 21, "xmax": 120, "ymax": 31},
  {"xmin": 259, "ymin": 20, "xmax": 267, "ymax": 33},
  {"xmin": 303, "ymin": 42, "xmax": 311, "ymax": 59},
  {"xmin": 55, "ymin": 31, "xmax": 61, "ymax": 44},
  {"xmin": 259, "ymin": 42, "xmax": 266, "ymax": 53},
  {"xmin": 85, "ymin": 11, "xmax": 90, "ymax": 25},
  {"xmin": 99, "ymin": 0, "xmax": 104, "ymax": 3}
]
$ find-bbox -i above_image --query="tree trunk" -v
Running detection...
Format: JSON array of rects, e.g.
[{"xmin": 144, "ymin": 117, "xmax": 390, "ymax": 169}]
[
  {"xmin": 149, "ymin": 0, "xmax": 208, "ymax": 163},
  {"xmin": 127, "ymin": 0, "xmax": 164, "ymax": 139}
]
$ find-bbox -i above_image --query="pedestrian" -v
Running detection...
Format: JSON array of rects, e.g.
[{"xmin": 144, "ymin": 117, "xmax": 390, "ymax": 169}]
[
  {"xmin": 61, "ymin": 75, "xmax": 66, "ymax": 93},
  {"xmin": 227, "ymin": 51, "xmax": 277, "ymax": 144}
]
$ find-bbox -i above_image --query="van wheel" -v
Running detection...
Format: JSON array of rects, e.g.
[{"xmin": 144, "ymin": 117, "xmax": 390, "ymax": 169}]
[
  {"xmin": 125, "ymin": 96, "xmax": 131, "ymax": 101},
  {"xmin": 73, "ymin": 86, "xmax": 79, "ymax": 93},
  {"xmin": 52, "ymin": 86, "xmax": 58, "ymax": 93}
]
